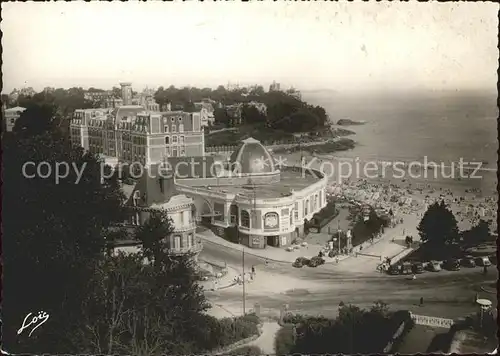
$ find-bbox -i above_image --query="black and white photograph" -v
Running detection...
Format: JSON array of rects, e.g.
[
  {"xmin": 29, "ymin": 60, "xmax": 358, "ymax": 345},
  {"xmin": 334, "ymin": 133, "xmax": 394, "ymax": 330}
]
[{"xmin": 1, "ymin": 1, "xmax": 498, "ymax": 354}]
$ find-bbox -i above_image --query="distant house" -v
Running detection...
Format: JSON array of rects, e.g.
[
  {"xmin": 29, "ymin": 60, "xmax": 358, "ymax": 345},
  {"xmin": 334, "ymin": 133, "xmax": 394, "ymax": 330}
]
[
  {"xmin": 4, "ymin": 106, "xmax": 26, "ymax": 132},
  {"xmin": 194, "ymin": 102, "xmax": 215, "ymax": 127},
  {"xmin": 225, "ymin": 104, "xmax": 243, "ymax": 126}
]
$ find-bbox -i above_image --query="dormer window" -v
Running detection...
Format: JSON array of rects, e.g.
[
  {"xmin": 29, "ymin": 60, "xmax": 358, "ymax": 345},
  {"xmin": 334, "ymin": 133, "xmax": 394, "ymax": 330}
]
[
  {"xmin": 171, "ymin": 117, "xmax": 175, "ymax": 122},
  {"xmin": 178, "ymin": 117, "xmax": 183, "ymax": 122}
]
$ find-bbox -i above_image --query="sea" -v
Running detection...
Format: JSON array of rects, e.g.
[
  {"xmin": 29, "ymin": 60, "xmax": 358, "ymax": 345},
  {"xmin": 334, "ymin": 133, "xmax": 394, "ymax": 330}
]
[{"xmin": 301, "ymin": 89, "xmax": 498, "ymax": 192}]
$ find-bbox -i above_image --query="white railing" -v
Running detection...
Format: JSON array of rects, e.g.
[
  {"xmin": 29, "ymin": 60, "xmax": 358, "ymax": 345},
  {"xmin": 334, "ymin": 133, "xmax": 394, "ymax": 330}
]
[{"xmin": 409, "ymin": 313, "xmax": 454, "ymax": 328}]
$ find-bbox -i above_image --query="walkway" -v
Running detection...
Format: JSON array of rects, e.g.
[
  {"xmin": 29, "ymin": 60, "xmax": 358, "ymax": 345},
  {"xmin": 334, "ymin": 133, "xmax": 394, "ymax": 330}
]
[{"xmin": 246, "ymin": 321, "xmax": 281, "ymax": 354}]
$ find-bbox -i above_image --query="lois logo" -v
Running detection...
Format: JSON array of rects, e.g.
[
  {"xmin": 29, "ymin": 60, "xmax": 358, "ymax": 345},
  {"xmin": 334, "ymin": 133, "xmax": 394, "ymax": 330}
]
[{"xmin": 17, "ymin": 311, "xmax": 49, "ymax": 337}]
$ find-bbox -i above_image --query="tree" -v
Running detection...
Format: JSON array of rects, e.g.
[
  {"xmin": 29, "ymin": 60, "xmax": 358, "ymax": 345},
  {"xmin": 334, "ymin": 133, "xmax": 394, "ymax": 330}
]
[
  {"xmin": 461, "ymin": 219, "xmax": 492, "ymax": 247},
  {"xmin": 2, "ymin": 121, "xmax": 126, "ymax": 353},
  {"xmin": 80, "ymin": 251, "xmax": 212, "ymax": 355},
  {"xmin": 13, "ymin": 102, "xmax": 59, "ymax": 137},
  {"xmin": 241, "ymin": 105, "xmax": 266, "ymax": 125},
  {"xmin": 417, "ymin": 201, "xmax": 459, "ymax": 246},
  {"xmin": 134, "ymin": 209, "xmax": 175, "ymax": 269}
]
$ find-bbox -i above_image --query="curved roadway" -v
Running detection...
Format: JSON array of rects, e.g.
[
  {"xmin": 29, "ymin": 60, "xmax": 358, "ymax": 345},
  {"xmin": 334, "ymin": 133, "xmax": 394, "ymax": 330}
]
[{"xmin": 200, "ymin": 241, "xmax": 497, "ymax": 320}]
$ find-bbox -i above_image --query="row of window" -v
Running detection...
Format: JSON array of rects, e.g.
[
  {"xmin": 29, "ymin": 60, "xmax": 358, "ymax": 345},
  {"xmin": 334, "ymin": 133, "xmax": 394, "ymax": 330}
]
[
  {"xmin": 165, "ymin": 146, "xmax": 186, "ymax": 157},
  {"xmin": 164, "ymin": 124, "xmax": 184, "ymax": 133},
  {"xmin": 165, "ymin": 135, "xmax": 185, "ymax": 144}
]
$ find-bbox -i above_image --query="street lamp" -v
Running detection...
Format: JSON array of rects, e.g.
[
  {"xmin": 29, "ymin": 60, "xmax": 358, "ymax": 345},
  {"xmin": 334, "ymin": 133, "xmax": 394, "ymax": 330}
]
[{"xmin": 236, "ymin": 218, "xmax": 246, "ymax": 315}]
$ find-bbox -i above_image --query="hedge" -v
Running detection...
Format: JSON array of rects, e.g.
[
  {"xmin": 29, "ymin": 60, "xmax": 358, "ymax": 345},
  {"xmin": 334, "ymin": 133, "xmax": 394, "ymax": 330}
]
[
  {"xmin": 227, "ymin": 345, "xmax": 262, "ymax": 355},
  {"xmin": 204, "ymin": 313, "xmax": 261, "ymax": 351},
  {"xmin": 274, "ymin": 324, "xmax": 296, "ymax": 355}
]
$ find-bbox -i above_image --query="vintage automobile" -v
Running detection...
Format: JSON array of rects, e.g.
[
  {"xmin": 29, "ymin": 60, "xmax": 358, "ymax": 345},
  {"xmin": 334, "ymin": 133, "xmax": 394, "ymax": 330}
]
[
  {"xmin": 488, "ymin": 254, "xmax": 497, "ymax": 265},
  {"xmin": 461, "ymin": 255, "xmax": 476, "ymax": 268},
  {"xmin": 388, "ymin": 265, "xmax": 400, "ymax": 275},
  {"xmin": 475, "ymin": 256, "xmax": 492, "ymax": 267},
  {"xmin": 308, "ymin": 256, "xmax": 325, "ymax": 268},
  {"xmin": 292, "ymin": 257, "xmax": 310, "ymax": 268},
  {"xmin": 443, "ymin": 259, "xmax": 460, "ymax": 271},
  {"xmin": 412, "ymin": 262, "xmax": 424, "ymax": 274},
  {"xmin": 427, "ymin": 260, "xmax": 442, "ymax": 272},
  {"xmin": 400, "ymin": 262, "xmax": 413, "ymax": 275}
]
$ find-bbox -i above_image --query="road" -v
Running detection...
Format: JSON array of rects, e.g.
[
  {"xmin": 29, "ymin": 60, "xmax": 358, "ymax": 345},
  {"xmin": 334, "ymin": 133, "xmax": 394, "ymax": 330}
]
[{"xmin": 200, "ymin": 241, "xmax": 497, "ymax": 320}]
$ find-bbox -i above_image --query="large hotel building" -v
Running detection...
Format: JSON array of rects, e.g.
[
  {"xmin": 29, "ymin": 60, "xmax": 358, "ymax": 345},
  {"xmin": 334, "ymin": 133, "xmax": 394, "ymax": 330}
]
[{"xmin": 70, "ymin": 83, "xmax": 327, "ymax": 257}]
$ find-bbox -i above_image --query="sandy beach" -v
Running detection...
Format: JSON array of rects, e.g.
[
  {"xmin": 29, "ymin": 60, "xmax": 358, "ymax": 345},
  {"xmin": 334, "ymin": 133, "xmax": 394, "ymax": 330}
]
[{"xmin": 278, "ymin": 150, "xmax": 497, "ymax": 235}]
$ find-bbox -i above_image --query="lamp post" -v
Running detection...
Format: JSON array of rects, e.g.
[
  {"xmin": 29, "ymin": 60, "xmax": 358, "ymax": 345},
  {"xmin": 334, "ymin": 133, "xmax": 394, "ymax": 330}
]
[{"xmin": 236, "ymin": 219, "xmax": 246, "ymax": 315}]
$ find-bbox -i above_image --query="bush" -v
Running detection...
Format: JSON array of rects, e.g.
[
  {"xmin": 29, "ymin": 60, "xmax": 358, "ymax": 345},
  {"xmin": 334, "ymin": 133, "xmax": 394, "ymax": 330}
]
[
  {"xmin": 208, "ymin": 313, "xmax": 260, "ymax": 350},
  {"xmin": 275, "ymin": 325, "xmax": 296, "ymax": 355},
  {"xmin": 282, "ymin": 313, "xmax": 308, "ymax": 325},
  {"xmin": 228, "ymin": 345, "xmax": 262, "ymax": 355}
]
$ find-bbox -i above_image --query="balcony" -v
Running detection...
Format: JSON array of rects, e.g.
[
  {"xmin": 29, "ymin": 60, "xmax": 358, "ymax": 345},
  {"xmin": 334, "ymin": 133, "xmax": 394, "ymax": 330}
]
[{"xmin": 166, "ymin": 241, "xmax": 203, "ymax": 255}]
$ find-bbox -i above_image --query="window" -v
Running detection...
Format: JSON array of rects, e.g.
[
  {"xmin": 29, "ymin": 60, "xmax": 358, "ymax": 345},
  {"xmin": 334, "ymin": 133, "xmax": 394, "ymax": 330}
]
[
  {"xmin": 171, "ymin": 117, "xmax": 175, "ymax": 122},
  {"xmin": 179, "ymin": 124, "xmax": 184, "ymax": 132},
  {"xmin": 181, "ymin": 149, "xmax": 186, "ymax": 156},
  {"xmin": 180, "ymin": 136, "xmax": 185, "ymax": 144},
  {"xmin": 172, "ymin": 136, "xmax": 178, "ymax": 143},
  {"xmin": 165, "ymin": 147, "xmax": 171, "ymax": 156},
  {"xmin": 294, "ymin": 203, "xmax": 299, "ymax": 220},
  {"xmin": 172, "ymin": 124, "xmax": 176, "ymax": 132},
  {"xmin": 172, "ymin": 148, "xmax": 178, "ymax": 157},
  {"xmin": 240, "ymin": 210, "xmax": 250, "ymax": 228},
  {"xmin": 164, "ymin": 125, "xmax": 169, "ymax": 133},
  {"xmin": 305, "ymin": 200, "xmax": 309, "ymax": 216},
  {"xmin": 165, "ymin": 136, "xmax": 170, "ymax": 144},
  {"xmin": 178, "ymin": 117, "xmax": 183, "ymax": 122}
]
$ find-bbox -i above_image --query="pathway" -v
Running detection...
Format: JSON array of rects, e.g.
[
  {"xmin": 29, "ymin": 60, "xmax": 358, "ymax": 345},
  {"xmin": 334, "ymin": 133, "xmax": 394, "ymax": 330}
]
[{"xmin": 246, "ymin": 321, "xmax": 281, "ymax": 354}]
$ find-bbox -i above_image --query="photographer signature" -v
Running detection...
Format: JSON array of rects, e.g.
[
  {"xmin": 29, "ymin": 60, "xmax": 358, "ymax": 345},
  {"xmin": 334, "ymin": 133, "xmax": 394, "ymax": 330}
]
[{"xmin": 17, "ymin": 311, "xmax": 49, "ymax": 337}]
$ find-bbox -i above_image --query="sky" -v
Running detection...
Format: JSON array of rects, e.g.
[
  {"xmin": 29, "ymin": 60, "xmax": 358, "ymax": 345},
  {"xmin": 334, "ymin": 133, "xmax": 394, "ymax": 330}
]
[{"xmin": 1, "ymin": 1, "xmax": 498, "ymax": 94}]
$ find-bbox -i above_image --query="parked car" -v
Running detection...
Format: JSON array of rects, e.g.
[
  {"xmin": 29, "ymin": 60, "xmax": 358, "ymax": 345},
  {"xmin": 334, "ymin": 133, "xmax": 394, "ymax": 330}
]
[
  {"xmin": 308, "ymin": 256, "xmax": 325, "ymax": 267},
  {"xmin": 461, "ymin": 255, "xmax": 476, "ymax": 268},
  {"xmin": 412, "ymin": 262, "xmax": 424, "ymax": 274},
  {"xmin": 427, "ymin": 260, "xmax": 442, "ymax": 272},
  {"xmin": 488, "ymin": 254, "xmax": 497, "ymax": 265},
  {"xmin": 388, "ymin": 265, "xmax": 400, "ymax": 275},
  {"xmin": 293, "ymin": 257, "xmax": 309, "ymax": 268},
  {"xmin": 475, "ymin": 256, "xmax": 492, "ymax": 267},
  {"xmin": 444, "ymin": 259, "xmax": 460, "ymax": 271},
  {"xmin": 400, "ymin": 262, "xmax": 413, "ymax": 275}
]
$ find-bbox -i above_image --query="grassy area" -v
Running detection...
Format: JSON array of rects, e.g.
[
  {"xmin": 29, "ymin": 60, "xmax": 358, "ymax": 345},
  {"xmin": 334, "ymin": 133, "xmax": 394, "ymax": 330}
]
[{"xmin": 273, "ymin": 138, "xmax": 356, "ymax": 154}]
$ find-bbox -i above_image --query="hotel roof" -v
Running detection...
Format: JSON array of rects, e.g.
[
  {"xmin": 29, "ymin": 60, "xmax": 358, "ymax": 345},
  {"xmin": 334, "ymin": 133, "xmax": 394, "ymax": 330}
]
[{"xmin": 187, "ymin": 167, "xmax": 321, "ymax": 199}]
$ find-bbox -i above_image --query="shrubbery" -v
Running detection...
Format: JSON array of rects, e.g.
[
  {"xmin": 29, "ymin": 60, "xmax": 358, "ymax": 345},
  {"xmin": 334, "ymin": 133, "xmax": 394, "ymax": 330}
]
[
  {"xmin": 275, "ymin": 303, "xmax": 415, "ymax": 354},
  {"xmin": 212, "ymin": 314, "xmax": 259, "ymax": 348},
  {"xmin": 228, "ymin": 345, "xmax": 263, "ymax": 355},
  {"xmin": 274, "ymin": 324, "xmax": 296, "ymax": 355}
]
